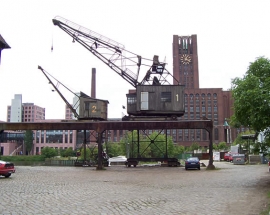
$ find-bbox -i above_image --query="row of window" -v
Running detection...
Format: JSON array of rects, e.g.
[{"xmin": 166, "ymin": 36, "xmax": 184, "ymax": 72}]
[{"xmin": 185, "ymin": 93, "xmax": 218, "ymax": 100}]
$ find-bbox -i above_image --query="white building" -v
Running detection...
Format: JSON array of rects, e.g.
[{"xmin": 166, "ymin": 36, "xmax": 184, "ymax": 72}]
[{"xmin": 10, "ymin": 94, "xmax": 22, "ymax": 122}]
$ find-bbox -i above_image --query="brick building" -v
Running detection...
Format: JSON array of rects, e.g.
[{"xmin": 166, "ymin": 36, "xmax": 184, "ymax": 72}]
[
  {"xmin": 6, "ymin": 94, "xmax": 45, "ymax": 122},
  {"xmin": 172, "ymin": 35, "xmax": 244, "ymax": 146}
]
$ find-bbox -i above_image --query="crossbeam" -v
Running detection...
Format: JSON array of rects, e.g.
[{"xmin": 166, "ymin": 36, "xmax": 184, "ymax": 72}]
[
  {"xmin": 0, "ymin": 120, "xmax": 215, "ymax": 169},
  {"xmin": 0, "ymin": 120, "xmax": 213, "ymax": 133}
]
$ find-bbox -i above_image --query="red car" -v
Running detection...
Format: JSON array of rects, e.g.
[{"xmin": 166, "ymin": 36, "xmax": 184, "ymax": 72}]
[
  {"xmin": 224, "ymin": 153, "xmax": 231, "ymax": 162},
  {"xmin": 224, "ymin": 153, "xmax": 238, "ymax": 162},
  {"xmin": 0, "ymin": 160, "xmax": 15, "ymax": 178}
]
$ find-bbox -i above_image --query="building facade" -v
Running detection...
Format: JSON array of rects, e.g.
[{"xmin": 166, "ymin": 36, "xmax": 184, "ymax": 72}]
[
  {"xmin": 3, "ymin": 95, "xmax": 46, "ymax": 155},
  {"xmin": 33, "ymin": 119, "xmax": 76, "ymax": 155},
  {"xmin": 172, "ymin": 34, "xmax": 243, "ymax": 147},
  {"xmin": 8, "ymin": 94, "xmax": 22, "ymax": 122},
  {"xmin": 7, "ymin": 95, "xmax": 45, "ymax": 122}
]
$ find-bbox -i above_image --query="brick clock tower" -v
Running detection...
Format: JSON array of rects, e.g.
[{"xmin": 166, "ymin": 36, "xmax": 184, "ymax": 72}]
[
  {"xmin": 172, "ymin": 35, "xmax": 241, "ymax": 147},
  {"xmin": 172, "ymin": 35, "xmax": 199, "ymax": 89}
]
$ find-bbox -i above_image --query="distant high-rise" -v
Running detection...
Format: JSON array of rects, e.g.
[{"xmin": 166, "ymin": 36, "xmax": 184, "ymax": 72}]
[
  {"xmin": 7, "ymin": 94, "xmax": 45, "ymax": 122},
  {"xmin": 9, "ymin": 94, "xmax": 22, "ymax": 122}
]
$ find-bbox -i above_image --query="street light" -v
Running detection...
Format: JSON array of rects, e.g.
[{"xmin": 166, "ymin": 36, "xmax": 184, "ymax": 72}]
[{"xmin": 223, "ymin": 118, "xmax": 231, "ymax": 144}]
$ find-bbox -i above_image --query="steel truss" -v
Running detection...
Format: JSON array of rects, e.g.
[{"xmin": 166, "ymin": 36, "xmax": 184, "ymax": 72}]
[{"xmin": 0, "ymin": 120, "xmax": 215, "ymax": 169}]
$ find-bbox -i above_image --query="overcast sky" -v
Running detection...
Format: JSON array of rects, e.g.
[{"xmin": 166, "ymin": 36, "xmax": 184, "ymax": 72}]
[{"xmin": 0, "ymin": 0, "xmax": 270, "ymax": 121}]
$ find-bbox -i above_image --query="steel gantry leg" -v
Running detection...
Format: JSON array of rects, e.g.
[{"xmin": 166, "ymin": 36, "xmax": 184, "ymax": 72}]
[
  {"xmin": 206, "ymin": 127, "xmax": 215, "ymax": 170},
  {"xmin": 96, "ymin": 131, "xmax": 104, "ymax": 170}
]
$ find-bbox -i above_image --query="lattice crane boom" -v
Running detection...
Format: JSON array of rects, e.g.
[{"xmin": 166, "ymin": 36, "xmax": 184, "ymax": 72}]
[{"xmin": 52, "ymin": 16, "xmax": 179, "ymax": 87}]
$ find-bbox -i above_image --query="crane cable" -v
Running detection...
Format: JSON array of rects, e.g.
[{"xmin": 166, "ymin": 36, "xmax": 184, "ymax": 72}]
[{"xmin": 51, "ymin": 30, "xmax": 53, "ymax": 52}]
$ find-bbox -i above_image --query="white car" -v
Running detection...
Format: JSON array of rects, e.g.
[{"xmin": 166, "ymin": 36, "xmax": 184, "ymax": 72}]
[{"xmin": 108, "ymin": 156, "xmax": 127, "ymax": 166}]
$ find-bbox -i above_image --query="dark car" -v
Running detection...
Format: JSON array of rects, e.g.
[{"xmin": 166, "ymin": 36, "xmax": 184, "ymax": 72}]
[
  {"xmin": 0, "ymin": 160, "xmax": 15, "ymax": 178},
  {"xmin": 185, "ymin": 157, "xmax": 200, "ymax": 170}
]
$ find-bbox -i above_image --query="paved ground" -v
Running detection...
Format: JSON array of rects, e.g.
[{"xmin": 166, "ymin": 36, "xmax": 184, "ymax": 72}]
[{"xmin": 0, "ymin": 161, "xmax": 270, "ymax": 215}]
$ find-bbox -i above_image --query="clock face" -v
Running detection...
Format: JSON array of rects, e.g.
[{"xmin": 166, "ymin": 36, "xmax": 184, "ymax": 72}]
[{"xmin": 180, "ymin": 54, "xmax": 192, "ymax": 65}]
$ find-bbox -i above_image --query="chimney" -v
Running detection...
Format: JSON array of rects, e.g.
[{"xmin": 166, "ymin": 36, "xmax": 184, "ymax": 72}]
[{"xmin": 91, "ymin": 68, "xmax": 96, "ymax": 98}]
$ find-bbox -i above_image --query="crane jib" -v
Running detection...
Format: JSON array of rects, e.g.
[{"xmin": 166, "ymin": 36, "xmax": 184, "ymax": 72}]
[{"xmin": 52, "ymin": 16, "xmax": 179, "ymax": 87}]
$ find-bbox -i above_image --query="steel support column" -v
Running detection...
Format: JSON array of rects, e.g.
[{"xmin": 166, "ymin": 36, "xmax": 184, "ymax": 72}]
[
  {"xmin": 0, "ymin": 120, "xmax": 214, "ymax": 169},
  {"xmin": 96, "ymin": 131, "xmax": 104, "ymax": 170}
]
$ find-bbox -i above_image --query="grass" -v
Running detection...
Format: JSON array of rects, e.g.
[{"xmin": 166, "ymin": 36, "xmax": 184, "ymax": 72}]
[{"xmin": 260, "ymin": 191, "xmax": 270, "ymax": 215}]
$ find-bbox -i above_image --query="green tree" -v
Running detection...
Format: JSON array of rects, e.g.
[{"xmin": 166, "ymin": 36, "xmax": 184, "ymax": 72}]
[
  {"xmin": 231, "ymin": 57, "xmax": 270, "ymax": 133},
  {"xmin": 172, "ymin": 145, "xmax": 185, "ymax": 158},
  {"xmin": 107, "ymin": 142, "xmax": 123, "ymax": 157},
  {"xmin": 232, "ymin": 130, "xmax": 255, "ymax": 152},
  {"xmin": 251, "ymin": 137, "xmax": 270, "ymax": 156},
  {"xmin": 63, "ymin": 147, "xmax": 75, "ymax": 157},
  {"xmin": 218, "ymin": 142, "xmax": 228, "ymax": 151},
  {"xmin": 212, "ymin": 143, "xmax": 219, "ymax": 151},
  {"xmin": 24, "ymin": 130, "xmax": 33, "ymax": 155},
  {"xmin": 41, "ymin": 147, "xmax": 57, "ymax": 158},
  {"xmin": 189, "ymin": 142, "xmax": 200, "ymax": 151}
]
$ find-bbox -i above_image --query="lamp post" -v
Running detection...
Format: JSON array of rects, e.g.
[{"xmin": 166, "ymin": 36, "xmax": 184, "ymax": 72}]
[{"xmin": 223, "ymin": 118, "xmax": 231, "ymax": 144}]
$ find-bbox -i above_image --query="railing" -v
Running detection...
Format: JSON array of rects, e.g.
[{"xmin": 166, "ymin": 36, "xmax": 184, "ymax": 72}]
[{"xmin": 10, "ymin": 145, "xmax": 22, "ymax": 156}]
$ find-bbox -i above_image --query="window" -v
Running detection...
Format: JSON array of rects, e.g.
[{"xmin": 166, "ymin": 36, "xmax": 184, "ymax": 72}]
[
  {"xmin": 64, "ymin": 131, "xmax": 68, "ymax": 143},
  {"xmin": 201, "ymin": 93, "xmax": 205, "ymax": 100},
  {"xmin": 214, "ymin": 128, "xmax": 219, "ymax": 140},
  {"xmin": 184, "ymin": 94, "xmax": 188, "ymax": 102},
  {"xmin": 161, "ymin": 92, "xmax": 171, "ymax": 102},
  {"xmin": 127, "ymin": 95, "xmax": 136, "ymax": 104},
  {"xmin": 69, "ymin": 131, "xmax": 73, "ymax": 143},
  {"xmin": 189, "ymin": 94, "xmax": 194, "ymax": 102},
  {"xmin": 178, "ymin": 129, "xmax": 182, "ymax": 140},
  {"xmin": 185, "ymin": 129, "xmax": 189, "ymax": 140},
  {"xmin": 196, "ymin": 130, "xmax": 201, "ymax": 141}
]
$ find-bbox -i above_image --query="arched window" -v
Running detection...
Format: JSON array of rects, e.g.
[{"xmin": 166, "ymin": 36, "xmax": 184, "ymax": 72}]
[
  {"xmin": 201, "ymin": 93, "xmax": 205, "ymax": 100},
  {"xmin": 184, "ymin": 94, "xmax": 188, "ymax": 103},
  {"xmin": 189, "ymin": 94, "xmax": 194, "ymax": 103}
]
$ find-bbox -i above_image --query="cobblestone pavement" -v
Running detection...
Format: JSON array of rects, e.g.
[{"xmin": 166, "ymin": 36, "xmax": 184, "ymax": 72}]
[{"xmin": 0, "ymin": 161, "xmax": 270, "ymax": 215}]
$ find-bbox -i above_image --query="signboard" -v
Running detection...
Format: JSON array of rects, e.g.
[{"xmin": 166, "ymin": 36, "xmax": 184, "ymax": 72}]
[{"xmin": 213, "ymin": 152, "xmax": 220, "ymax": 161}]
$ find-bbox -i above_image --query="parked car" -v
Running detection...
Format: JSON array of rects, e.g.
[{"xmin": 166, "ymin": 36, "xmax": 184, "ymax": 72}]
[
  {"xmin": 109, "ymin": 156, "xmax": 127, "ymax": 166},
  {"xmin": 0, "ymin": 160, "xmax": 15, "ymax": 178},
  {"xmin": 224, "ymin": 153, "xmax": 231, "ymax": 162},
  {"xmin": 185, "ymin": 157, "xmax": 200, "ymax": 170}
]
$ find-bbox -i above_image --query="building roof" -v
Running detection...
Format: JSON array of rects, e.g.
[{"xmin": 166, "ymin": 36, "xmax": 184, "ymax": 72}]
[{"xmin": 0, "ymin": 34, "xmax": 11, "ymax": 49}]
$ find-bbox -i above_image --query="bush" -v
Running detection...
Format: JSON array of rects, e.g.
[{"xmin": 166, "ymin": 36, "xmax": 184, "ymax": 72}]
[
  {"xmin": 41, "ymin": 147, "xmax": 57, "ymax": 158},
  {"xmin": 0, "ymin": 155, "xmax": 45, "ymax": 162}
]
